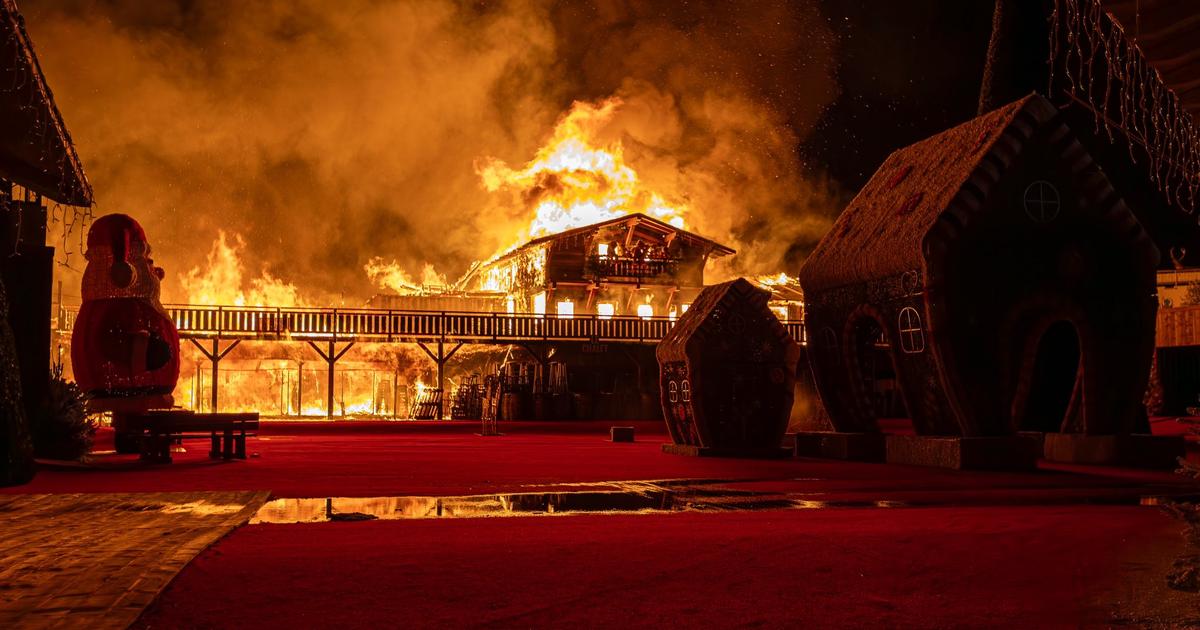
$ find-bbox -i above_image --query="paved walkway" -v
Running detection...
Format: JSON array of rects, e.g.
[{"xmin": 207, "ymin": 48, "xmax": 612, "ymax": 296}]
[{"xmin": 0, "ymin": 491, "xmax": 268, "ymax": 629}]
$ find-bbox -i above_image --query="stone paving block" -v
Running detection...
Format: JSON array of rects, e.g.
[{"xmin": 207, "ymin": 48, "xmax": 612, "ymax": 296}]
[{"xmin": 0, "ymin": 491, "xmax": 268, "ymax": 629}]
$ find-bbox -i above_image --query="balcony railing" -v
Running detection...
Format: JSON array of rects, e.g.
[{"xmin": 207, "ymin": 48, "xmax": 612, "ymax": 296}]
[
  {"xmin": 58, "ymin": 304, "xmax": 808, "ymax": 345},
  {"xmin": 584, "ymin": 255, "xmax": 680, "ymax": 280}
]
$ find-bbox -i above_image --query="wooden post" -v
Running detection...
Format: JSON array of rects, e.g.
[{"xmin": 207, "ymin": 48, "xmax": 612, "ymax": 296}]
[
  {"xmin": 306, "ymin": 341, "xmax": 354, "ymax": 419},
  {"xmin": 188, "ymin": 338, "xmax": 240, "ymax": 413},
  {"xmin": 392, "ymin": 366, "xmax": 400, "ymax": 419},
  {"xmin": 417, "ymin": 338, "xmax": 463, "ymax": 419}
]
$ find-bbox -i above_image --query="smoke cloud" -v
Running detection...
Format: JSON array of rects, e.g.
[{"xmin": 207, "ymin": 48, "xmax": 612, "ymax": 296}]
[{"xmin": 28, "ymin": 0, "xmax": 840, "ymax": 303}]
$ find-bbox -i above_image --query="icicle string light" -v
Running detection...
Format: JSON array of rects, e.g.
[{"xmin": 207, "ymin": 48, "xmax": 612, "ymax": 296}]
[{"xmin": 1049, "ymin": 0, "xmax": 1200, "ymax": 214}]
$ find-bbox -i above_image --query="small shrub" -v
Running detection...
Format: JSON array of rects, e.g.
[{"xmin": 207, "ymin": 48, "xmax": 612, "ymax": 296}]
[{"xmin": 34, "ymin": 365, "xmax": 95, "ymax": 461}]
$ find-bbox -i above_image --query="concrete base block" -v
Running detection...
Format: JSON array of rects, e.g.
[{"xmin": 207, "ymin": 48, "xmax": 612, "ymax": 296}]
[
  {"xmin": 885, "ymin": 435, "xmax": 1040, "ymax": 470},
  {"xmin": 1042, "ymin": 433, "xmax": 1185, "ymax": 469},
  {"xmin": 610, "ymin": 426, "xmax": 635, "ymax": 442},
  {"xmin": 792, "ymin": 431, "xmax": 886, "ymax": 462},
  {"xmin": 661, "ymin": 443, "xmax": 792, "ymax": 459},
  {"xmin": 1017, "ymin": 431, "xmax": 1046, "ymax": 454}
]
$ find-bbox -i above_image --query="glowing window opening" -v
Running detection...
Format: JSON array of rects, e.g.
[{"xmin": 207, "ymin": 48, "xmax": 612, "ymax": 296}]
[
  {"xmin": 770, "ymin": 306, "xmax": 788, "ymax": 321},
  {"xmin": 637, "ymin": 304, "xmax": 654, "ymax": 319},
  {"xmin": 533, "ymin": 293, "xmax": 546, "ymax": 317},
  {"xmin": 898, "ymin": 307, "xmax": 926, "ymax": 354},
  {"xmin": 556, "ymin": 301, "xmax": 574, "ymax": 319},
  {"xmin": 597, "ymin": 303, "xmax": 615, "ymax": 319}
]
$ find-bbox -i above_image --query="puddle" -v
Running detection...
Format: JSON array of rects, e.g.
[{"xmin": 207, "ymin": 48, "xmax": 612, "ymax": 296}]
[
  {"xmin": 251, "ymin": 480, "xmax": 904, "ymax": 524},
  {"xmin": 248, "ymin": 476, "xmax": 1182, "ymax": 524}
]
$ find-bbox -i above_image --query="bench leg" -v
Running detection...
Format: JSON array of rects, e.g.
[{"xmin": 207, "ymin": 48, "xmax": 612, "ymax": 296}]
[
  {"xmin": 223, "ymin": 429, "xmax": 234, "ymax": 460},
  {"xmin": 138, "ymin": 433, "xmax": 153, "ymax": 462},
  {"xmin": 235, "ymin": 430, "xmax": 247, "ymax": 459},
  {"xmin": 210, "ymin": 432, "xmax": 221, "ymax": 459},
  {"xmin": 141, "ymin": 433, "xmax": 171, "ymax": 464}
]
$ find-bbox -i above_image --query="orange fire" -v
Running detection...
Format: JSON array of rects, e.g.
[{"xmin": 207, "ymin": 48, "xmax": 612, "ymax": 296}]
[
  {"xmin": 179, "ymin": 231, "xmax": 308, "ymax": 307},
  {"xmin": 756, "ymin": 272, "xmax": 797, "ymax": 287},
  {"xmin": 476, "ymin": 97, "xmax": 688, "ymax": 241}
]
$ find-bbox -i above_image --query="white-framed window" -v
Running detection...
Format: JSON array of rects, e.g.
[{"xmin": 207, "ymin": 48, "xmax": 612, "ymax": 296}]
[
  {"xmin": 897, "ymin": 307, "xmax": 925, "ymax": 354},
  {"xmin": 1023, "ymin": 180, "xmax": 1061, "ymax": 223},
  {"xmin": 597, "ymin": 242, "xmax": 609, "ymax": 257},
  {"xmin": 597, "ymin": 303, "xmax": 615, "ymax": 319}
]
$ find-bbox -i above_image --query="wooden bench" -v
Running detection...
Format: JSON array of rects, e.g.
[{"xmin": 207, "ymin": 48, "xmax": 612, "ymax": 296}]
[{"xmin": 119, "ymin": 410, "xmax": 260, "ymax": 464}]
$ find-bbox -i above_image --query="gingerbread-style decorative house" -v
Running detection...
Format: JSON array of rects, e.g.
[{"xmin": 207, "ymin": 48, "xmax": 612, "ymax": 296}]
[
  {"xmin": 799, "ymin": 94, "xmax": 1159, "ymax": 443},
  {"xmin": 656, "ymin": 278, "xmax": 800, "ymax": 454}
]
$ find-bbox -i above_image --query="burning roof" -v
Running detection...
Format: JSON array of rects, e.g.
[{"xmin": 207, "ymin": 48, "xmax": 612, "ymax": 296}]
[{"xmin": 486, "ymin": 212, "xmax": 734, "ymax": 264}]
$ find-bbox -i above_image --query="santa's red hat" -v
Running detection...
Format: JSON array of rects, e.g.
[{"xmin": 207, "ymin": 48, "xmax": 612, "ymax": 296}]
[{"xmin": 86, "ymin": 214, "xmax": 148, "ymax": 289}]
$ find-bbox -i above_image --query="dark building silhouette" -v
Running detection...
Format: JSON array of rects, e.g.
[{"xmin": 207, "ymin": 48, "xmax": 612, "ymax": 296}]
[{"xmin": 800, "ymin": 94, "xmax": 1158, "ymax": 443}]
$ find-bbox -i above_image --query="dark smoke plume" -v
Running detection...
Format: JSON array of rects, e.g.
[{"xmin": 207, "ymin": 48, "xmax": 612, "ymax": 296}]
[{"xmin": 28, "ymin": 0, "xmax": 840, "ymax": 302}]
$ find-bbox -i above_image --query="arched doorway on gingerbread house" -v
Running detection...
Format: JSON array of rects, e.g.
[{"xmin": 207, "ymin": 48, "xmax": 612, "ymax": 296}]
[
  {"xmin": 846, "ymin": 315, "xmax": 911, "ymax": 432},
  {"xmin": 1015, "ymin": 320, "xmax": 1081, "ymax": 433}
]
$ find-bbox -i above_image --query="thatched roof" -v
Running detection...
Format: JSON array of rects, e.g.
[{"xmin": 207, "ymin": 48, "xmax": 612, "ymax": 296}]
[
  {"xmin": 0, "ymin": 0, "xmax": 91, "ymax": 206},
  {"xmin": 800, "ymin": 94, "xmax": 1056, "ymax": 294}
]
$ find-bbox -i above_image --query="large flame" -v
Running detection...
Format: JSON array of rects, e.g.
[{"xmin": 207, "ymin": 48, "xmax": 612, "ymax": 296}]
[
  {"xmin": 179, "ymin": 231, "xmax": 308, "ymax": 307},
  {"xmin": 476, "ymin": 97, "xmax": 687, "ymax": 241},
  {"xmin": 364, "ymin": 258, "xmax": 448, "ymax": 295},
  {"xmin": 755, "ymin": 272, "xmax": 797, "ymax": 287}
]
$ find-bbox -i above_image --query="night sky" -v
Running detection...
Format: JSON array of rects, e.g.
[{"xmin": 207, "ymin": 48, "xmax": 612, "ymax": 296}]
[{"xmin": 804, "ymin": 1, "xmax": 995, "ymax": 194}]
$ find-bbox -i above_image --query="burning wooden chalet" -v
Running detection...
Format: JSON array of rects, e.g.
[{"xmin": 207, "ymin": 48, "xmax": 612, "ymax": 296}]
[{"xmin": 460, "ymin": 213, "xmax": 735, "ymax": 319}]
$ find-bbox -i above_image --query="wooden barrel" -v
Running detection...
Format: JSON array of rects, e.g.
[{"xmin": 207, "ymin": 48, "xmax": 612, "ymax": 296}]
[
  {"xmin": 501, "ymin": 392, "xmax": 523, "ymax": 420},
  {"xmin": 533, "ymin": 393, "xmax": 552, "ymax": 421},
  {"xmin": 572, "ymin": 393, "xmax": 594, "ymax": 420},
  {"xmin": 551, "ymin": 393, "xmax": 572, "ymax": 419},
  {"xmin": 594, "ymin": 392, "xmax": 616, "ymax": 420}
]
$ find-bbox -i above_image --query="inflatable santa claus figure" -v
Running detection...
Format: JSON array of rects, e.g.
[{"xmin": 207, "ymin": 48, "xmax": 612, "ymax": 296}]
[{"xmin": 71, "ymin": 214, "xmax": 180, "ymax": 406}]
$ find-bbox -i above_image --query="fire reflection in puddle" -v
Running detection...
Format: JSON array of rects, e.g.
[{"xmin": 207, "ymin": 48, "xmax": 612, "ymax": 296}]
[{"xmin": 250, "ymin": 480, "xmax": 905, "ymax": 524}]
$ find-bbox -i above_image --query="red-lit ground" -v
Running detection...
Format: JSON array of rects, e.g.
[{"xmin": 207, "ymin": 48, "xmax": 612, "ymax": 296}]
[
  {"xmin": 135, "ymin": 506, "xmax": 1180, "ymax": 629},
  {"xmin": 13, "ymin": 421, "xmax": 1200, "ymax": 627}
]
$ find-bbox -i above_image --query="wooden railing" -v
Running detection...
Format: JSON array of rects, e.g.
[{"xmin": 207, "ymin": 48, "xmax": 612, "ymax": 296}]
[
  {"xmin": 59, "ymin": 304, "xmax": 808, "ymax": 345},
  {"xmin": 584, "ymin": 255, "xmax": 680, "ymax": 280}
]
